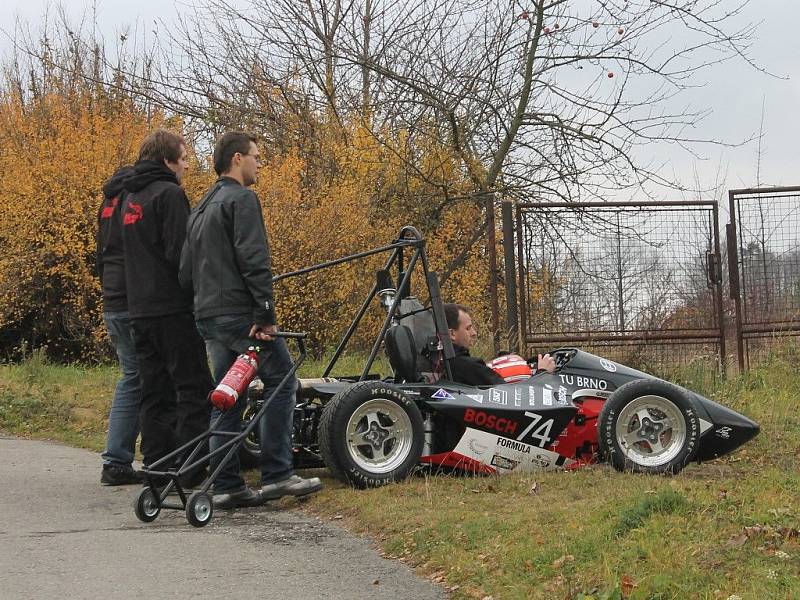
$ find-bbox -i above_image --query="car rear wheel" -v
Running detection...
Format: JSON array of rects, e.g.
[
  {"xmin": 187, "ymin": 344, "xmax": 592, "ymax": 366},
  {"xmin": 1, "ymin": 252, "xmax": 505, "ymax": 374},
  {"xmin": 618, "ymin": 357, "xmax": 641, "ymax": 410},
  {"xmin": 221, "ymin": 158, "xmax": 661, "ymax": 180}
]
[
  {"xmin": 319, "ymin": 381, "xmax": 423, "ymax": 488},
  {"xmin": 599, "ymin": 379, "xmax": 700, "ymax": 475},
  {"xmin": 239, "ymin": 401, "xmax": 261, "ymax": 469}
]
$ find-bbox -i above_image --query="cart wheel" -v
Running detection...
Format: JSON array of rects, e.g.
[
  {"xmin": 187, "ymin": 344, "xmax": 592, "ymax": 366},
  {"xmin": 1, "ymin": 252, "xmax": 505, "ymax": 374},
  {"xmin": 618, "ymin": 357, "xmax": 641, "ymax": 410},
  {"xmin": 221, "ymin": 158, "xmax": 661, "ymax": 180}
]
[
  {"xmin": 134, "ymin": 486, "xmax": 161, "ymax": 523},
  {"xmin": 186, "ymin": 491, "xmax": 213, "ymax": 528}
]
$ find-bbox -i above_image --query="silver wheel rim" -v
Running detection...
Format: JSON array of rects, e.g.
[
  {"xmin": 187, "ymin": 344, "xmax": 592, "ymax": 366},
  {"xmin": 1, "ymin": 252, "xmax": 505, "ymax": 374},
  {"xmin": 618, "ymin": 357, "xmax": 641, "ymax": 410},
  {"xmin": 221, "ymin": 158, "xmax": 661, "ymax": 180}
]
[
  {"xmin": 345, "ymin": 398, "xmax": 413, "ymax": 474},
  {"xmin": 193, "ymin": 495, "xmax": 211, "ymax": 522},
  {"xmin": 142, "ymin": 490, "xmax": 158, "ymax": 517},
  {"xmin": 615, "ymin": 394, "xmax": 687, "ymax": 467}
]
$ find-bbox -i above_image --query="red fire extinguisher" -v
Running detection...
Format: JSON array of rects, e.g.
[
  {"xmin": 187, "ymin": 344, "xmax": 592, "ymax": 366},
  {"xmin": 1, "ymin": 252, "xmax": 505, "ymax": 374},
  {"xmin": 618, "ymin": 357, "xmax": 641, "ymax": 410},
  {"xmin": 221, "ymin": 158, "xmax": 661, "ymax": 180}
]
[{"xmin": 210, "ymin": 347, "xmax": 260, "ymax": 411}]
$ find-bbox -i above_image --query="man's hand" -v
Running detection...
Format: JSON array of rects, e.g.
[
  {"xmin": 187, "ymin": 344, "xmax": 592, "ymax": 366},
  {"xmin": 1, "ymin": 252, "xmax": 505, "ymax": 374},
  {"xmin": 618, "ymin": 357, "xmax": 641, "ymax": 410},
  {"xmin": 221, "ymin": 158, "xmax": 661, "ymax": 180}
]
[
  {"xmin": 537, "ymin": 353, "xmax": 556, "ymax": 373},
  {"xmin": 249, "ymin": 323, "xmax": 277, "ymax": 342}
]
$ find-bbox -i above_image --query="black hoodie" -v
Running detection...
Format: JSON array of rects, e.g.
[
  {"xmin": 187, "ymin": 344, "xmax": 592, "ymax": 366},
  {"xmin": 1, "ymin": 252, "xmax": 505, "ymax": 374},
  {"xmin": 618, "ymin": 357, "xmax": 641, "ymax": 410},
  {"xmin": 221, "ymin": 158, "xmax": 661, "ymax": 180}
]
[
  {"xmin": 121, "ymin": 160, "xmax": 193, "ymax": 319},
  {"xmin": 96, "ymin": 166, "xmax": 135, "ymax": 312}
]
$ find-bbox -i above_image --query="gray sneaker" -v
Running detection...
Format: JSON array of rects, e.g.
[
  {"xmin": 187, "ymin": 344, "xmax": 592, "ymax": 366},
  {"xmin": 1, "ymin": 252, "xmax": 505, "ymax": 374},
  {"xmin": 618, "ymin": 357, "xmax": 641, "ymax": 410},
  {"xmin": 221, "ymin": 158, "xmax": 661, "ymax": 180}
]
[
  {"xmin": 259, "ymin": 475, "xmax": 323, "ymax": 501},
  {"xmin": 212, "ymin": 486, "xmax": 264, "ymax": 509}
]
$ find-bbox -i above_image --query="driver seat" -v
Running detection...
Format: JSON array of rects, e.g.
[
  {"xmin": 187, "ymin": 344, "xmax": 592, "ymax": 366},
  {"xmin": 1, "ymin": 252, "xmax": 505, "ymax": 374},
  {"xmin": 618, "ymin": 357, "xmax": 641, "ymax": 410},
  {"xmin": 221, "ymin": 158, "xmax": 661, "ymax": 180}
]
[{"xmin": 384, "ymin": 325, "xmax": 420, "ymax": 383}]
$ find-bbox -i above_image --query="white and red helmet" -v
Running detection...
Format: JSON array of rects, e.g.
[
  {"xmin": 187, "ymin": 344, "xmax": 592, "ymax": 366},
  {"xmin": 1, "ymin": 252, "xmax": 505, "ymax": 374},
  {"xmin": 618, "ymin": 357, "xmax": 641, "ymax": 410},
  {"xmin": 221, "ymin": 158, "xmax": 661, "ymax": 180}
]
[{"xmin": 486, "ymin": 354, "xmax": 532, "ymax": 383}]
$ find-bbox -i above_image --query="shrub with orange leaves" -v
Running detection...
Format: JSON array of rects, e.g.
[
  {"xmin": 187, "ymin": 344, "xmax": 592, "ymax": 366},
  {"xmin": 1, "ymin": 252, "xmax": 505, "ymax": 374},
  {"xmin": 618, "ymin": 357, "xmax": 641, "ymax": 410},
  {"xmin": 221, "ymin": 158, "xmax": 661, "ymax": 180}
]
[
  {"xmin": 0, "ymin": 85, "xmax": 176, "ymax": 360},
  {"xmin": 254, "ymin": 121, "xmax": 497, "ymax": 356},
  {"xmin": 0, "ymin": 86, "xmax": 500, "ymax": 361}
]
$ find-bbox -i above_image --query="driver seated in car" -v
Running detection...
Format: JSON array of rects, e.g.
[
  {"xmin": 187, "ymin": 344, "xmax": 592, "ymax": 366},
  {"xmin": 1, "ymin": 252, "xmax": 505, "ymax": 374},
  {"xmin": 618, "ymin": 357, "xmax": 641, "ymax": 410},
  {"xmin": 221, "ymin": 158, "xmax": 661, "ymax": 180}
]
[{"xmin": 443, "ymin": 303, "xmax": 556, "ymax": 386}]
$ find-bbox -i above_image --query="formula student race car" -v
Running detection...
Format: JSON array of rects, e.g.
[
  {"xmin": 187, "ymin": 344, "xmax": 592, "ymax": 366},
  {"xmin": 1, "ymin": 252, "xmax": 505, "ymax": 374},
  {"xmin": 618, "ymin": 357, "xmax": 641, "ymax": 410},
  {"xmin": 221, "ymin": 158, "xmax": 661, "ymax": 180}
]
[{"xmin": 242, "ymin": 227, "xmax": 759, "ymax": 488}]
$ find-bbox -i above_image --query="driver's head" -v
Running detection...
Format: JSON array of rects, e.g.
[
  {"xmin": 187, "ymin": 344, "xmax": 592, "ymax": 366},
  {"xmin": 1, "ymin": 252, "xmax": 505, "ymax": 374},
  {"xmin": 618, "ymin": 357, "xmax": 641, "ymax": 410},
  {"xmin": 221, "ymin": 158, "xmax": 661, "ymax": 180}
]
[{"xmin": 444, "ymin": 303, "xmax": 478, "ymax": 349}]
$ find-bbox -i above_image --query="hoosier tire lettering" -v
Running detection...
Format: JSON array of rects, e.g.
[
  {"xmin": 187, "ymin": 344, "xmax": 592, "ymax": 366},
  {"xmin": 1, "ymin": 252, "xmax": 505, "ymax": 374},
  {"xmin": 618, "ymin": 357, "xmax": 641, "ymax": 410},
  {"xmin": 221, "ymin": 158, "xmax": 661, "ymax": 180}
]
[
  {"xmin": 320, "ymin": 381, "xmax": 424, "ymax": 489},
  {"xmin": 370, "ymin": 387, "xmax": 408, "ymax": 402},
  {"xmin": 598, "ymin": 379, "xmax": 700, "ymax": 475}
]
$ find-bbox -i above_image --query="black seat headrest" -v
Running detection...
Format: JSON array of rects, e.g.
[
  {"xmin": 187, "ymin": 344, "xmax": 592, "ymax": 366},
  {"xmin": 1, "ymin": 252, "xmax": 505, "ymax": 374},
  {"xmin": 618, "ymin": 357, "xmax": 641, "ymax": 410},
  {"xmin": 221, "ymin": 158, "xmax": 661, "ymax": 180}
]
[{"xmin": 384, "ymin": 325, "xmax": 418, "ymax": 383}]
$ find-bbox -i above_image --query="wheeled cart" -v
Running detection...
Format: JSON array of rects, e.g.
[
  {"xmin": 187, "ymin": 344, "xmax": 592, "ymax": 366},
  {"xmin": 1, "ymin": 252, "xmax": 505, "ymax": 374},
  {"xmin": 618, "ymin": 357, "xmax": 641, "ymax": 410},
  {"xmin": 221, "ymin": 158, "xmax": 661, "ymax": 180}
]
[{"xmin": 133, "ymin": 332, "xmax": 307, "ymax": 527}]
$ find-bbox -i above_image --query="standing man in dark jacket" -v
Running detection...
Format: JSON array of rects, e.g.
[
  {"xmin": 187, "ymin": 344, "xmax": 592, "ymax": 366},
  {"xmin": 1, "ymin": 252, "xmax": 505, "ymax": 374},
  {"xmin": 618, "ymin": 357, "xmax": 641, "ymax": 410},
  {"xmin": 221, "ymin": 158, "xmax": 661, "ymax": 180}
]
[
  {"xmin": 122, "ymin": 129, "xmax": 213, "ymax": 477},
  {"xmin": 180, "ymin": 131, "xmax": 321, "ymax": 509},
  {"xmin": 97, "ymin": 165, "xmax": 143, "ymax": 485}
]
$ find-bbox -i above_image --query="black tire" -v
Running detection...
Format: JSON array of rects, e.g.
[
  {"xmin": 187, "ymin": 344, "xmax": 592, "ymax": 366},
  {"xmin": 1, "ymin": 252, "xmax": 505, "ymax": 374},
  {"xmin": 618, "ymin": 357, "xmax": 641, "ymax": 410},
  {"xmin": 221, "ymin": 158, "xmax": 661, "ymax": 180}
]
[
  {"xmin": 319, "ymin": 381, "xmax": 424, "ymax": 489},
  {"xmin": 239, "ymin": 402, "xmax": 261, "ymax": 469},
  {"xmin": 134, "ymin": 486, "xmax": 160, "ymax": 523},
  {"xmin": 599, "ymin": 379, "xmax": 701, "ymax": 475},
  {"xmin": 186, "ymin": 491, "xmax": 214, "ymax": 528}
]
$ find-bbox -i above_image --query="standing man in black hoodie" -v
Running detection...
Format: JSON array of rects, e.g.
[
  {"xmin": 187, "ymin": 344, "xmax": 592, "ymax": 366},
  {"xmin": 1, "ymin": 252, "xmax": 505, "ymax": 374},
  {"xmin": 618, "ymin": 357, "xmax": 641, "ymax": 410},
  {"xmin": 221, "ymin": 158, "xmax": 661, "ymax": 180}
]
[
  {"xmin": 122, "ymin": 130, "xmax": 213, "ymax": 477},
  {"xmin": 97, "ymin": 165, "xmax": 143, "ymax": 485}
]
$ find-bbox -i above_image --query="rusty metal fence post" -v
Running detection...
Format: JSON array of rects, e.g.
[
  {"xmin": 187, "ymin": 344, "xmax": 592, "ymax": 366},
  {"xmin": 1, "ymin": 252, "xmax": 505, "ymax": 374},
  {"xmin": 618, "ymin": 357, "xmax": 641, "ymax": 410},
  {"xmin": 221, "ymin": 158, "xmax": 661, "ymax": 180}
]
[{"xmin": 501, "ymin": 195, "xmax": 520, "ymax": 353}]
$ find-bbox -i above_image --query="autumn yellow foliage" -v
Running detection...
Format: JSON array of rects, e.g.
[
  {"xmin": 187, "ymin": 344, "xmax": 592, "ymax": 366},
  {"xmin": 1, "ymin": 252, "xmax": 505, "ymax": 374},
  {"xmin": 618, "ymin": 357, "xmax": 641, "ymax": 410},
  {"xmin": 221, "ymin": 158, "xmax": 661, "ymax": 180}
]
[
  {"xmin": 0, "ymin": 86, "xmax": 497, "ymax": 362},
  {"xmin": 0, "ymin": 89, "xmax": 158, "ymax": 360},
  {"xmin": 256, "ymin": 121, "xmax": 494, "ymax": 356}
]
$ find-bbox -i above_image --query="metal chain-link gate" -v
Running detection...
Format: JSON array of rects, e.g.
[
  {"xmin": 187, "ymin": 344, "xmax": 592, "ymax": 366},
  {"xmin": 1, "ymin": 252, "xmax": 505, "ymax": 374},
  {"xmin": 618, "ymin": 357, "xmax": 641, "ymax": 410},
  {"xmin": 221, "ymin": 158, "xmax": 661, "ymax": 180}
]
[
  {"xmin": 512, "ymin": 201, "xmax": 726, "ymax": 372},
  {"xmin": 727, "ymin": 186, "xmax": 800, "ymax": 369}
]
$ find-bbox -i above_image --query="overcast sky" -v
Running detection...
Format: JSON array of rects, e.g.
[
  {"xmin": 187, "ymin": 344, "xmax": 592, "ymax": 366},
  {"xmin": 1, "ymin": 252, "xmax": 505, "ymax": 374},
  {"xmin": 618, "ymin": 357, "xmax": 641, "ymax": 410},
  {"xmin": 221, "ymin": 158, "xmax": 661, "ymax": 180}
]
[{"xmin": 1, "ymin": 0, "xmax": 798, "ymax": 198}]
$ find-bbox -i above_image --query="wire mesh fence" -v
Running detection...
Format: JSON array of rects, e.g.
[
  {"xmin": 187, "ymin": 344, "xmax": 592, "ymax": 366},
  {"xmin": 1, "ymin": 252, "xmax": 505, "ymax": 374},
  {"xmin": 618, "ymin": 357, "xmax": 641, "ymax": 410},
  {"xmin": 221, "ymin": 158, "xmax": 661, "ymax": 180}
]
[
  {"xmin": 515, "ymin": 201, "xmax": 725, "ymax": 372},
  {"xmin": 728, "ymin": 186, "xmax": 800, "ymax": 369}
]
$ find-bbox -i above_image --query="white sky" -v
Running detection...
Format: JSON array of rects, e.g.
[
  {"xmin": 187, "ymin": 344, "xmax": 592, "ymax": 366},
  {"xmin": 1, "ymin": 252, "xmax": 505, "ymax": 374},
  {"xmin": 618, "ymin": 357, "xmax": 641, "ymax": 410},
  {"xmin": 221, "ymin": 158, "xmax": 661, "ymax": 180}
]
[{"xmin": 0, "ymin": 0, "xmax": 798, "ymax": 197}]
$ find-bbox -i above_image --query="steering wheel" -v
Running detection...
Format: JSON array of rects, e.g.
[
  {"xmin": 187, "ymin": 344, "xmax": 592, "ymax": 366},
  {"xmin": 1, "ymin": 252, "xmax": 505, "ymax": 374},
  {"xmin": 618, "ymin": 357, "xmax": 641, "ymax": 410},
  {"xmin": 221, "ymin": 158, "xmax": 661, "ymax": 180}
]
[{"xmin": 550, "ymin": 348, "xmax": 576, "ymax": 370}]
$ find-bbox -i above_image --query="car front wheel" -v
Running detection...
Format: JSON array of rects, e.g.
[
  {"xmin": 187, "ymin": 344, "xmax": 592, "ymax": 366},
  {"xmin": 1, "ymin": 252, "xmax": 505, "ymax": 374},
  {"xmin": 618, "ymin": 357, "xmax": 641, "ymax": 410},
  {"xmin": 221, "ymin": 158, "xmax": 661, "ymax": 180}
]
[
  {"xmin": 599, "ymin": 379, "xmax": 701, "ymax": 475},
  {"xmin": 319, "ymin": 381, "xmax": 424, "ymax": 488}
]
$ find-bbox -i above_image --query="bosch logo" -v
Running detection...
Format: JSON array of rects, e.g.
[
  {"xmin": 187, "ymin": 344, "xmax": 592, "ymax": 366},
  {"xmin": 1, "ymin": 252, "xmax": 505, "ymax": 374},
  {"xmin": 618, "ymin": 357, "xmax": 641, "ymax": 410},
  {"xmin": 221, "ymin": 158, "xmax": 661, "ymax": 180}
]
[{"xmin": 463, "ymin": 408, "xmax": 518, "ymax": 435}]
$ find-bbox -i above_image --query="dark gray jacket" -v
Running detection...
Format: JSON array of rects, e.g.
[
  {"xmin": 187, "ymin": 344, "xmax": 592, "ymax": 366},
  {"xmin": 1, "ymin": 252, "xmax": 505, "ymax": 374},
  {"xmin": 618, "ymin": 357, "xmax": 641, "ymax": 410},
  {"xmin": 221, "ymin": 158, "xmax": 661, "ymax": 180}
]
[{"xmin": 179, "ymin": 177, "xmax": 277, "ymax": 325}]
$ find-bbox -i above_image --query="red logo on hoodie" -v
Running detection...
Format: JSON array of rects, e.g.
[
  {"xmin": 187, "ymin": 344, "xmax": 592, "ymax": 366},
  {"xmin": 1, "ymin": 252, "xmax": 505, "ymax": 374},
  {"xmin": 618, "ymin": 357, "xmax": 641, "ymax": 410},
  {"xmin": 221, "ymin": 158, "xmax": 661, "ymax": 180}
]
[
  {"xmin": 123, "ymin": 202, "xmax": 143, "ymax": 225},
  {"xmin": 100, "ymin": 197, "xmax": 119, "ymax": 219}
]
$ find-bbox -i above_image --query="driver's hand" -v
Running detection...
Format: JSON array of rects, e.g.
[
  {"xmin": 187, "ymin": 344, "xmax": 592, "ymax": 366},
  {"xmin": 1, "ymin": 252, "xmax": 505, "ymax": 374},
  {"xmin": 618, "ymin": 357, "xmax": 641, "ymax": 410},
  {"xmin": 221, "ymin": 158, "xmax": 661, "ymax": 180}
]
[
  {"xmin": 537, "ymin": 353, "xmax": 556, "ymax": 373},
  {"xmin": 249, "ymin": 323, "xmax": 277, "ymax": 342}
]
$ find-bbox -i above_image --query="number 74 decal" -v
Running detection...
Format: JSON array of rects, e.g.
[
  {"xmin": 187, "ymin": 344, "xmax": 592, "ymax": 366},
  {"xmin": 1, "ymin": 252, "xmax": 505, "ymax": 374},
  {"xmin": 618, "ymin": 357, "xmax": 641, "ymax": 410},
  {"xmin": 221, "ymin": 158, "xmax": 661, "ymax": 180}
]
[{"xmin": 516, "ymin": 411, "xmax": 554, "ymax": 447}]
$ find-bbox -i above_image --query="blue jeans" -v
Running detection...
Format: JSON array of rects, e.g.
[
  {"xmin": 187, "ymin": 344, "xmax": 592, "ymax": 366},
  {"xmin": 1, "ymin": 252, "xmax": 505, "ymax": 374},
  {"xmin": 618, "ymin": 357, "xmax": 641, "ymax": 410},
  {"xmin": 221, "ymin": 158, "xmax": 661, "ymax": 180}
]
[
  {"xmin": 196, "ymin": 314, "xmax": 296, "ymax": 492},
  {"xmin": 101, "ymin": 311, "xmax": 141, "ymax": 467}
]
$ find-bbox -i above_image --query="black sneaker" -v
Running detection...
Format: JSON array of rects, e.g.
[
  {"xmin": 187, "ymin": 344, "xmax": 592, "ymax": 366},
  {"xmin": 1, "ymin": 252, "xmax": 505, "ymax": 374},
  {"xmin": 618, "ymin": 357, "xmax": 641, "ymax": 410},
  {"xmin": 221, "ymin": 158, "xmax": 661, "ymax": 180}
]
[
  {"xmin": 212, "ymin": 486, "xmax": 264, "ymax": 509},
  {"xmin": 101, "ymin": 464, "xmax": 144, "ymax": 486}
]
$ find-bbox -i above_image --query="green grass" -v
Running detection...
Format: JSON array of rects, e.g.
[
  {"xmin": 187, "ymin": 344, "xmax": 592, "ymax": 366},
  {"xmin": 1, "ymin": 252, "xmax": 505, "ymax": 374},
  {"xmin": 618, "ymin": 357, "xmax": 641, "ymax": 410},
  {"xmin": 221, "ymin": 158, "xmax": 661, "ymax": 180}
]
[
  {"xmin": 0, "ymin": 349, "xmax": 117, "ymax": 451},
  {"xmin": 0, "ymin": 349, "xmax": 388, "ymax": 451},
  {"xmin": 1, "ymin": 347, "xmax": 798, "ymax": 599}
]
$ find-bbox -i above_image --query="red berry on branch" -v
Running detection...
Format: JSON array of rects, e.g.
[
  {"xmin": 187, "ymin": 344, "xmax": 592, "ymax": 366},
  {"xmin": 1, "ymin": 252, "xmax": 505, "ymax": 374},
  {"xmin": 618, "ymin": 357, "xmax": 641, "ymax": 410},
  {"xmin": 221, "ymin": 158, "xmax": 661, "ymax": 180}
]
[
  {"xmin": 607, "ymin": 71, "xmax": 614, "ymax": 78},
  {"xmin": 543, "ymin": 26, "xmax": 551, "ymax": 34},
  {"xmin": 519, "ymin": 11, "xmax": 529, "ymax": 20},
  {"xmin": 554, "ymin": 23, "xmax": 560, "ymax": 30},
  {"xmin": 592, "ymin": 21, "xmax": 599, "ymax": 28},
  {"xmin": 618, "ymin": 27, "xmax": 625, "ymax": 35}
]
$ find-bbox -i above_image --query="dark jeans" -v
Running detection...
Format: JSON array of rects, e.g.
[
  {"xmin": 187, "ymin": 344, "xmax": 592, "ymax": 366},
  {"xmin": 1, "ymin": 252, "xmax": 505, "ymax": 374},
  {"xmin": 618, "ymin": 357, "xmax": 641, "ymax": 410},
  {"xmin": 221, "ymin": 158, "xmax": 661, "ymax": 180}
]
[
  {"xmin": 101, "ymin": 311, "xmax": 141, "ymax": 467},
  {"xmin": 131, "ymin": 312, "xmax": 213, "ymax": 467},
  {"xmin": 196, "ymin": 314, "xmax": 296, "ymax": 492}
]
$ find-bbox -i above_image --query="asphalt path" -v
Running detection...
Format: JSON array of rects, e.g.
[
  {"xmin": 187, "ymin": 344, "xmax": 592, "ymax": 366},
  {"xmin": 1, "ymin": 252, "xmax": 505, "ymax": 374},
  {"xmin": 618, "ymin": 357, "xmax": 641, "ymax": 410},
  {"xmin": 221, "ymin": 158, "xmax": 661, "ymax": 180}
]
[{"xmin": 0, "ymin": 434, "xmax": 446, "ymax": 600}]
